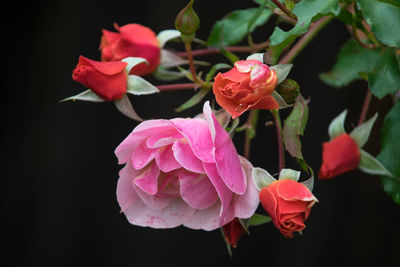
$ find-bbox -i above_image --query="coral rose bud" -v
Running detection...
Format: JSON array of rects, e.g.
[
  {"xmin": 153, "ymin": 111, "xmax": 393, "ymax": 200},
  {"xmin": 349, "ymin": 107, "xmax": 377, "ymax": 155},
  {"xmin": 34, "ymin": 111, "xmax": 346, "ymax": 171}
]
[
  {"xmin": 72, "ymin": 55, "xmax": 127, "ymax": 101},
  {"xmin": 318, "ymin": 133, "xmax": 361, "ymax": 179},
  {"xmin": 259, "ymin": 179, "xmax": 317, "ymax": 238},
  {"xmin": 115, "ymin": 101, "xmax": 260, "ymax": 230},
  {"xmin": 222, "ymin": 218, "xmax": 245, "ymax": 248},
  {"xmin": 100, "ymin": 23, "xmax": 160, "ymax": 76},
  {"xmin": 213, "ymin": 60, "xmax": 279, "ymax": 119}
]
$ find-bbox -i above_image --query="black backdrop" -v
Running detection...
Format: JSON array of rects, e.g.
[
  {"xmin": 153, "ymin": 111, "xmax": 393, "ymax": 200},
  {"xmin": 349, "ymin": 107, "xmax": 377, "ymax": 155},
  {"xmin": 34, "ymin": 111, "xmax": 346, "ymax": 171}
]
[{"xmin": 3, "ymin": 1, "xmax": 400, "ymax": 266}]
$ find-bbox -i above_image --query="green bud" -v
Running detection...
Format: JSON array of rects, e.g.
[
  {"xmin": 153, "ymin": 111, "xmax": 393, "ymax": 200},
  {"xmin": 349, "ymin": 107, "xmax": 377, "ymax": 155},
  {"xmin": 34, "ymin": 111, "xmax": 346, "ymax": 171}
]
[
  {"xmin": 175, "ymin": 0, "xmax": 200, "ymax": 43},
  {"xmin": 275, "ymin": 79, "xmax": 299, "ymax": 103}
]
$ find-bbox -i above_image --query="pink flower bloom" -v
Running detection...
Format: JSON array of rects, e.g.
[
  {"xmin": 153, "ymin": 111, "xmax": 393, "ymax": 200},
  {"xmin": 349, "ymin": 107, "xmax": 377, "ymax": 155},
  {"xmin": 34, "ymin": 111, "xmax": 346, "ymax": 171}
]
[{"xmin": 115, "ymin": 101, "xmax": 259, "ymax": 230}]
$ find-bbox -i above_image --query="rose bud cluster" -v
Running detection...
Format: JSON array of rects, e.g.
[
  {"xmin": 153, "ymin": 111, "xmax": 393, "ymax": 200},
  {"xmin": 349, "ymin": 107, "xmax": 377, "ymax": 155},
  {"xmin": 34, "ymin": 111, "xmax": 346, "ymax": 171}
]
[
  {"xmin": 115, "ymin": 102, "xmax": 259, "ymax": 230},
  {"xmin": 213, "ymin": 60, "xmax": 279, "ymax": 119},
  {"xmin": 72, "ymin": 56, "xmax": 128, "ymax": 101},
  {"xmin": 100, "ymin": 23, "xmax": 160, "ymax": 76}
]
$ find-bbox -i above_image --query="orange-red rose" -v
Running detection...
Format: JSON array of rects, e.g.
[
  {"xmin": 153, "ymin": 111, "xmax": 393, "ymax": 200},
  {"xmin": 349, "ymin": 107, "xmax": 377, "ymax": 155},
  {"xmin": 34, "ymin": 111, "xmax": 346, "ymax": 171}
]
[
  {"xmin": 213, "ymin": 60, "xmax": 278, "ymax": 119},
  {"xmin": 72, "ymin": 55, "xmax": 127, "ymax": 101},
  {"xmin": 259, "ymin": 179, "xmax": 317, "ymax": 238},
  {"xmin": 100, "ymin": 23, "xmax": 160, "ymax": 76},
  {"xmin": 319, "ymin": 133, "xmax": 361, "ymax": 179}
]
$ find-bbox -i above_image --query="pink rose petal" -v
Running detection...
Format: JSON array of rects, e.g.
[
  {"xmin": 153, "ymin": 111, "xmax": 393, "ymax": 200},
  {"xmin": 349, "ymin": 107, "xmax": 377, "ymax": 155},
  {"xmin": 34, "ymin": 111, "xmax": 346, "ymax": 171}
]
[
  {"xmin": 178, "ymin": 170, "xmax": 218, "ymax": 209},
  {"xmin": 172, "ymin": 141, "xmax": 204, "ymax": 173},
  {"xmin": 203, "ymin": 101, "xmax": 247, "ymax": 195},
  {"xmin": 131, "ymin": 140, "xmax": 158, "ymax": 170},
  {"xmin": 155, "ymin": 145, "xmax": 181, "ymax": 173},
  {"xmin": 133, "ymin": 162, "xmax": 160, "ymax": 195}
]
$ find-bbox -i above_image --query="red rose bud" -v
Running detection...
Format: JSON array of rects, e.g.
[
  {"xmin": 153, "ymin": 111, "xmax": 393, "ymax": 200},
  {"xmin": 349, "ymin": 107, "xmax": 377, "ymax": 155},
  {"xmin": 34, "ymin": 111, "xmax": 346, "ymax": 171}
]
[
  {"xmin": 72, "ymin": 56, "xmax": 127, "ymax": 101},
  {"xmin": 222, "ymin": 218, "xmax": 245, "ymax": 248},
  {"xmin": 259, "ymin": 179, "xmax": 317, "ymax": 238},
  {"xmin": 100, "ymin": 23, "xmax": 160, "ymax": 76},
  {"xmin": 318, "ymin": 133, "xmax": 361, "ymax": 179},
  {"xmin": 175, "ymin": 0, "xmax": 200, "ymax": 43},
  {"xmin": 213, "ymin": 60, "xmax": 279, "ymax": 119}
]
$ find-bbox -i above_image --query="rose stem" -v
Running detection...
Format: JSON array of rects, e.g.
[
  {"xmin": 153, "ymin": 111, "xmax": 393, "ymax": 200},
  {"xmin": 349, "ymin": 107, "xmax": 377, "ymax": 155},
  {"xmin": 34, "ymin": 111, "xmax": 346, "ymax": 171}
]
[
  {"xmin": 270, "ymin": 109, "xmax": 285, "ymax": 170},
  {"xmin": 157, "ymin": 83, "xmax": 199, "ymax": 91},
  {"xmin": 271, "ymin": 0, "xmax": 297, "ymax": 20},
  {"xmin": 266, "ymin": 16, "xmax": 334, "ymax": 170},
  {"xmin": 244, "ymin": 109, "xmax": 258, "ymax": 159},
  {"xmin": 177, "ymin": 41, "xmax": 270, "ymax": 58},
  {"xmin": 185, "ymin": 42, "xmax": 199, "ymax": 83},
  {"xmin": 358, "ymin": 89, "xmax": 372, "ymax": 126},
  {"xmin": 279, "ymin": 16, "xmax": 333, "ymax": 64}
]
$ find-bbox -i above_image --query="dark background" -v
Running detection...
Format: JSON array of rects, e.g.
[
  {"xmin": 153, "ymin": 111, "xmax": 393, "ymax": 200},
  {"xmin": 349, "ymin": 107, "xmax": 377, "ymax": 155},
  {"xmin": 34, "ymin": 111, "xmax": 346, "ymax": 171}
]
[{"xmin": 3, "ymin": 0, "xmax": 399, "ymax": 266}]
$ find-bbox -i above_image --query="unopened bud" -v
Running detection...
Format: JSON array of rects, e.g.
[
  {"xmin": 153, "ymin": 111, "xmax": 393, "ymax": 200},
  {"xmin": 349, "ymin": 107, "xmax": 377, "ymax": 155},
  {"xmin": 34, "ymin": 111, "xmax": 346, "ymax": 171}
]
[
  {"xmin": 175, "ymin": 0, "xmax": 200, "ymax": 43},
  {"xmin": 276, "ymin": 79, "xmax": 299, "ymax": 103}
]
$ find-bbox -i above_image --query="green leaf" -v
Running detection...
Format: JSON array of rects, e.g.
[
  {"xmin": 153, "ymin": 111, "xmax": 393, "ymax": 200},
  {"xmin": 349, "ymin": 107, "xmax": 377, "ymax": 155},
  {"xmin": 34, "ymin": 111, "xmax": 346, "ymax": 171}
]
[
  {"xmin": 320, "ymin": 39, "xmax": 380, "ymax": 87},
  {"xmin": 359, "ymin": 149, "xmax": 394, "ymax": 177},
  {"xmin": 357, "ymin": 0, "xmax": 400, "ymax": 48},
  {"xmin": 207, "ymin": 8, "xmax": 272, "ymax": 47},
  {"xmin": 114, "ymin": 95, "xmax": 144, "ymax": 121},
  {"xmin": 350, "ymin": 113, "xmax": 378, "ymax": 147},
  {"xmin": 247, "ymin": 213, "xmax": 272, "ymax": 226},
  {"xmin": 175, "ymin": 87, "xmax": 210, "ymax": 112},
  {"xmin": 60, "ymin": 89, "xmax": 105, "ymax": 102},
  {"xmin": 205, "ymin": 63, "xmax": 231, "ymax": 82},
  {"xmin": 126, "ymin": 75, "xmax": 160, "ymax": 95},
  {"xmin": 378, "ymin": 101, "xmax": 400, "ymax": 204},
  {"xmin": 270, "ymin": 64, "xmax": 293, "ymax": 84},
  {"xmin": 283, "ymin": 93, "xmax": 308, "ymax": 159},
  {"xmin": 328, "ymin": 109, "xmax": 347, "ymax": 139},
  {"xmin": 269, "ymin": 0, "xmax": 340, "ymax": 58},
  {"xmin": 368, "ymin": 48, "xmax": 400, "ymax": 99},
  {"xmin": 252, "ymin": 167, "xmax": 276, "ymax": 191},
  {"xmin": 219, "ymin": 47, "xmax": 240, "ymax": 64},
  {"xmin": 377, "ymin": 0, "xmax": 400, "ymax": 7},
  {"xmin": 298, "ymin": 158, "xmax": 315, "ymax": 191}
]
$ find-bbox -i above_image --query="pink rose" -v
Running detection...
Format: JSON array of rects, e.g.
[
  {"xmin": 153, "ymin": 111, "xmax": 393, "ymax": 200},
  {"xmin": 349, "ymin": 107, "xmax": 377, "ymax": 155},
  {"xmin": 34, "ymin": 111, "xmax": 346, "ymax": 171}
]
[{"xmin": 115, "ymin": 102, "xmax": 259, "ymax": 230}]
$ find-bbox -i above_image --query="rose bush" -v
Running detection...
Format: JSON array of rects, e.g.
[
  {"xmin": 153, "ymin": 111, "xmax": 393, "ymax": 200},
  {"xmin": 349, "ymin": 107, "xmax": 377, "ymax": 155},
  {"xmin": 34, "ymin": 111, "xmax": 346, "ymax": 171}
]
[
  {"xmin": 213, "ymin": 60, "xmax": 278, "ymax": 119},
  {"xmin": 100, "ymin": 23, "xmax": 160, "ymax": 76},
  {"xmin": 115, "ymin": 101, "xmax": 259, "ymax": 230},
  {"xmin": 72, "ymin": 55, "xmax": 127, "ymax": 101},
  {"xmin": 259, "ymin": 178, "xmax": 317, "ymax": 238},
  {"xmin": 318, "ymin": 133, "xmax": 361, "ymax": 179}
]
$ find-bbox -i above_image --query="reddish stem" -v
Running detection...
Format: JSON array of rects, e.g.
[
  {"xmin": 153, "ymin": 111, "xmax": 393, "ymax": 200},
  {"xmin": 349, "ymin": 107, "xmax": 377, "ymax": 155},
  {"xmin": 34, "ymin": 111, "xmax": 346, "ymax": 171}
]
[
  {"xmin": 271, "ymin": 110, "xmax": 285, "ymax": 171},
  {"xmin": 358, "ymin": 89, "xmax": 372, "ymax": 125},
  {"xmin": 185, "ymin": 42, "xmax": 198, "ymax": 83},
  {"xmin": 177, "ymin": 41, "xmax": 269, "ymax": 58},
  {"xmin": 157, "ymin": 83, "xmax": 198, "ymax": 91},
  {"xmin": 244, "ymin": 110, "xmax": 256, "ymax": 160},
  {"xmin": 271, "ymin": 0, "xmax": 297, "ymax": 20}
]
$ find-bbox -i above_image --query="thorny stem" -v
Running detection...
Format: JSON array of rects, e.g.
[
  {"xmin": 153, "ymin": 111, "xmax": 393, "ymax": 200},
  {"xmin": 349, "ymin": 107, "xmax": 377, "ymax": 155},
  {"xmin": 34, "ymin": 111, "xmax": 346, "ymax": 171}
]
[
  {"xmin": 358, "ymin": 89, "xmax": 372, "ymax": 126},
  {"xmin": 271, "ymin": 109, "xmax": 285, "ymax": 170},
  {"xmin": 177, "ymin": 41, "xmax": 270, "ymax": 57},
  {"xmin": 279, "ymin": 16, "xmax": 333, "ymax": 64},
  {"xmin": 185, "ymin": 42, "xmax": 199, "ymax": 83},
  {"xmin": 271, "ymin": 0, "xmax": 297, "ymax": 20}
]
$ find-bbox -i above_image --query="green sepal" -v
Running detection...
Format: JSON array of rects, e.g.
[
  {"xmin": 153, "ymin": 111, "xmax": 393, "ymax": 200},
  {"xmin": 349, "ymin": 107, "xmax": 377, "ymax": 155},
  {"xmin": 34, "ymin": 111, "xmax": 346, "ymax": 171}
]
[
  {"xmin": 122, "ymin": 57, "xmax": 148, "ymax": 74},
  {"xmin": 157, "ymin": 29, "xmax": 181, "ymax": 48},
  {"xmin": 328, "ymin": 109, "xmax": 347, "ymax": 139},
  {"xmin": 270, "ymin": 64, "xmax": 293, "ymax": 84},
  {"xmin": 247, "ymin": 213, "xmax": 272, "ymax": 226},
  {"xmin": 126, "ymin": 75, "xmax": 160, "ymax": 95},
  {"xmin": 252, "ymin": 167, "xmax": 276, "ymax": 191},
  {"xmin": 278, "ymin": 168, "xmax": 301, "ymax": 181},
  {"xmin": 60, "ymin": 89, "xmax": 105, "ymax": 103},
  {"xmin": 359, "ymin": 149, "xmax": 394, "ymax": 177},
  {"xmin": 350, "ymin": 113, "xmax": 378, "ymax": 147},
  {"xmin": 114, "ymin": 94, "xmax": 144, "ymax": 121},
  {"xmin": 205, "ymin": 63, "xmax": 231, "ymax": 82},
  {"xmin": 153, "ymin": 66, "xmax": 185, "ymax": 81}
]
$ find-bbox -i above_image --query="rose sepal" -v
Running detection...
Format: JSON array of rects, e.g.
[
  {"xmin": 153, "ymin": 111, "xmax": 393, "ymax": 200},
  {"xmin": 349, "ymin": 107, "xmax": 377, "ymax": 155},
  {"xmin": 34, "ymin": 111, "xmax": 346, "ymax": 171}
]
[
  {"xmin": 60, "ymin": 89, "xmax": 105, "ymax": 103},
  {"xmin": 358, "ymin": 149, "xmax": 395, "ymax": 177},
  {"xmin": 350, "ymin": 113, "xmax": 378, "ymax": 147}
]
